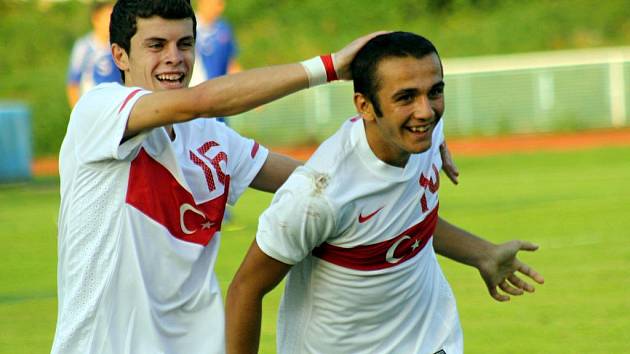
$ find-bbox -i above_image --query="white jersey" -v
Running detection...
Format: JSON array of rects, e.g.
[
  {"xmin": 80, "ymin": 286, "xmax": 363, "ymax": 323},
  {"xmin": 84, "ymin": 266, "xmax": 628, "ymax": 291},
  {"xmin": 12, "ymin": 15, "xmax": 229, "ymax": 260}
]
[
  {"xmin": 52, "ymin": 83, "xmax": 268, "ymax": 354},
  {"xmin": 257, "ymin": 117, "xmax": 463, "ymax": 354}
]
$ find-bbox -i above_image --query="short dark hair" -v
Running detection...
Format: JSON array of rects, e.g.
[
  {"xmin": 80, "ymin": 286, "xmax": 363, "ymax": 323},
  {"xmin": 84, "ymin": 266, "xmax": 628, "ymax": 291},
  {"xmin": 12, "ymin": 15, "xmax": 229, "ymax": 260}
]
[
  {"xmin": 110, "ymin": 0, "xmax": 197, "ymax": 79},
  {"xmin": 351, "ymin": 31, "xmax": 440, "ymax": 117}
]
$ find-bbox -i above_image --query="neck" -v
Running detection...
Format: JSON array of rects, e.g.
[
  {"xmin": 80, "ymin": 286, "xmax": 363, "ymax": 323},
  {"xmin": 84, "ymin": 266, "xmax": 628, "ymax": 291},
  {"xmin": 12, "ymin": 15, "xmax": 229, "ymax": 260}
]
[{"xmin": 363, "ymin": 120, "xmax": 409, "ymax": 168}]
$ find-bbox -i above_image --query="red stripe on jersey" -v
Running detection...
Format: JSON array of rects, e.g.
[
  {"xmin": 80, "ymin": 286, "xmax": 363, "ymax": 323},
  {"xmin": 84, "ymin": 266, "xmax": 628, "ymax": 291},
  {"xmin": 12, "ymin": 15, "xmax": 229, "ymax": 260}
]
[
  {"xmin": 126, "ymin": 148, "xmax": 229, "ymax": 246},
  {"xmin": 312, "ymin": 205, "xmax": 439, "ymax": 271},
  {"xmin": 350, "ymin": 116, "xmax": 362, "ymax": 123},
  {"xmin": 251, "ymin": 142, "xmax": 260, "ymax": 158},
  {"xmin": 118, "ymin": 89, "xmax": 143, "ymax": 114}
]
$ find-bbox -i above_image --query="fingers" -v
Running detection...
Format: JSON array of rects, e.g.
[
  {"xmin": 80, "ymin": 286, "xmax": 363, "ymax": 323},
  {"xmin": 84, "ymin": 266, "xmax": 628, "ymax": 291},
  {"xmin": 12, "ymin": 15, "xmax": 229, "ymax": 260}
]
[
  {"xmin": 333, "ymin": 31, "xmax": 390, "ymax": 80},
  {"xmin": 518, "ymin": 240, "xmax": 539, "ymax": 252},
  {"xmin": 488, "ymin": 266, "xmax": 543, "ymax": 301},
  {"xmin": 488, "ymin": 286, "xmax": 510, "ymax": 302},
  {"xmin": 489, "ymin": 275, "xmax": 533, "ymax": 302},
  {"xmin": 498, "ymin": 279, "xmax": 523, "ymax": 296},
  {"xmin": 508, "ymin": 273, "xmax": 535, "ymax": 293},
  {"xmin": 517, "ymin": 262, "xmax": 545, "ymax": 284},
  {"xmin": 486, "ymin": 240, "xmax": 544, "ymax": 302},
  {"xmin": 442, "ymin": 164, "xmax": 460, "ymax": 185},
  {"xmin": 439, "ymin": 142, "xmax": 459, "ymax": 185}
]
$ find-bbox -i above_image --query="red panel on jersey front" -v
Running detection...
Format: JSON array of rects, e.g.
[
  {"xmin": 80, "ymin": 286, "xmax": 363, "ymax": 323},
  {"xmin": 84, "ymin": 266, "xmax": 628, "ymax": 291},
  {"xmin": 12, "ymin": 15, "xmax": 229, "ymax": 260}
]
[
  {"xmin": 312, "ymin": 205, "xmax": 439, "ymax": 271},
  {"xmin": 126, "ymin": 148, "xmax": 229, "ymax": 246}
]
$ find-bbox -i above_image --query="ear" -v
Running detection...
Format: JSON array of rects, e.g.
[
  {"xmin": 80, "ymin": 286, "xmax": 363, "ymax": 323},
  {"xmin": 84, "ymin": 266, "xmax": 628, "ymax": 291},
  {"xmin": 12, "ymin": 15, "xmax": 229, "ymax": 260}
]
[
  {"xmin": 111, "ymin": 43, "xmax": 129, "ymax": 73},
  {"xmin": 353, "ymin": 93, "xmax": 376, "ymax": 122}
]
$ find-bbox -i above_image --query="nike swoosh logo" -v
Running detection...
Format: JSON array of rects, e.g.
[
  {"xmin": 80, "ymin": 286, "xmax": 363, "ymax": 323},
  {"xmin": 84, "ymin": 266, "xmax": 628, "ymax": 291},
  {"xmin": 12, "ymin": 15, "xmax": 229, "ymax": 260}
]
[{"xmin": 358, "ymin": 207, "xmax": 384, "ymax": 223}]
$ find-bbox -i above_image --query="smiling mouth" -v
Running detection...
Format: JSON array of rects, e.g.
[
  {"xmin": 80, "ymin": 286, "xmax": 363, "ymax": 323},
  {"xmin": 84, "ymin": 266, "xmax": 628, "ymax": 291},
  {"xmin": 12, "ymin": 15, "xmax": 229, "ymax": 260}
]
[
  {"xmin": 406, "ymin": 124, "xmax": 433, "ymax": 134},
  {"xmin": 156, "ymin": 73, "xmax": 185, "ymax": 84},
  {"xmin": 407, "ymin": 126, "xmax": 430, "ymax": 133}
]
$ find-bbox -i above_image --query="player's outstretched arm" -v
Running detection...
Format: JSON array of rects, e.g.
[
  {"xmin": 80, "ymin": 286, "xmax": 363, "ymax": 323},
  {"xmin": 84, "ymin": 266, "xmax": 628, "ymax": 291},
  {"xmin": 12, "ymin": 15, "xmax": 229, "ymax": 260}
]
[
  {"xmin": 124, "ymin": 31, "xmax": 386, "ymax": 138},
  {"xmin": 433, "ymin": 217, "xmax": 544, "ymax": 302},
  {"xmin": 226, "ymin": 241, "xmax": 292, "ymax": 354}
]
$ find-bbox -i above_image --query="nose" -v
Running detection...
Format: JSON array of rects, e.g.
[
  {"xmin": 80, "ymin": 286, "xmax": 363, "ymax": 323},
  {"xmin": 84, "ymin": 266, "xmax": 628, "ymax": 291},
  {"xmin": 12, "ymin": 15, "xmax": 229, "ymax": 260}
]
[
  {"xmin": 412, "ymin": 96, "xmax": 434, "ymax": 120},
  {"xmin": 164, "ymin": 43, "xmax": 184, "ymax": 65}
]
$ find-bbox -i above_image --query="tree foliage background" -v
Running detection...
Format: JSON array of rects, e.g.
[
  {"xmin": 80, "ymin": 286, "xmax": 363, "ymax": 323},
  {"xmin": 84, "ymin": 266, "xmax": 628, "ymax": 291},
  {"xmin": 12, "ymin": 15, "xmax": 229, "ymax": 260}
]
[{"xmin": 1, "ymin": 0, "xmax": 628, "ymax": 155}]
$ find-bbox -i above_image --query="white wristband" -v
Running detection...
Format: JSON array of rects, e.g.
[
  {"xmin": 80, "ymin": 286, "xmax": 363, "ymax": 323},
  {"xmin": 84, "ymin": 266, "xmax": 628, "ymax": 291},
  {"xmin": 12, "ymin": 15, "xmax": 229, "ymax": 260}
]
[{"xmin": 301, "ymin": 56, "xmax": 328, "ymax": 87}]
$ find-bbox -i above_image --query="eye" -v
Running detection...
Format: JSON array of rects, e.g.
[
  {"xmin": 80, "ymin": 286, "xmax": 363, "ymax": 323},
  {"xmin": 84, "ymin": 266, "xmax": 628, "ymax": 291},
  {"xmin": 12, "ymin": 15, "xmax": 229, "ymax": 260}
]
[
  {"xmin": 179, "ymin": 40, "xmax": 194, "ymax": 49},
  {"xmin": 147, "ymin": 42, "xmax": 163, "ymax": 50},
  {"xmin": 428, "ymin": 86, "xmax": 444, "ymax": 99},
  {"xmin": 397, "ymin": 93, "xmax": 413, "ymax": 103}
]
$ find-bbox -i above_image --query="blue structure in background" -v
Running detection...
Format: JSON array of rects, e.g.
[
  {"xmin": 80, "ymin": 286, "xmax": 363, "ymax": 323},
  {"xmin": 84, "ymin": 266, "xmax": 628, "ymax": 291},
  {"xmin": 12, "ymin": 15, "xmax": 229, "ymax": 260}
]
[{"xmin": 0, "ymin": 102, "xmax": 32, "ymax": 182}]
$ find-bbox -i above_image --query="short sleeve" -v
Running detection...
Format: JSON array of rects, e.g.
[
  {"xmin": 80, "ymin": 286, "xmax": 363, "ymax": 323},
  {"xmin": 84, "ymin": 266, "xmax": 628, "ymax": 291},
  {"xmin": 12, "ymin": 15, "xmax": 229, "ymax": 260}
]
[
  {"xmin": 256, "ymin": 167, "xmax": 336, "ymax": 265},
  {"xmin": 218, "ymin": 125, "xmax": 268, "ymax": 205},
  {"xmin": 69, "ymin": 84, "xmax": 151, "ymax": 164}
]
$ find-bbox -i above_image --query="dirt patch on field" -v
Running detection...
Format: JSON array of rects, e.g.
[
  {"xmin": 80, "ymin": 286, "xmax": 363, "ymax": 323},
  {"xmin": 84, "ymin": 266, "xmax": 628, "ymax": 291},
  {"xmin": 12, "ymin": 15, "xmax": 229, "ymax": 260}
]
[
  {"xmin": 32, "ymin": 128, "xmax": 630, "ymax": 176},
  {"xmin": 32, "ymin": 157, "xmax": 59, "ymax": 177},
  {"xmin": 271, "ymin": 128, "xmax": 630, "ymax": 161}
]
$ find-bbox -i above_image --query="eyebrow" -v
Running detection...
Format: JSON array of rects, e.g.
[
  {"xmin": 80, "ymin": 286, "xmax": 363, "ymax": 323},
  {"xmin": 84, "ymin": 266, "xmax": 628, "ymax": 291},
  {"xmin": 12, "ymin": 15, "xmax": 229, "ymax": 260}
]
[
  {"xmin": 178, "ymin": 35, "xmax": 195, "ymax": 43},
  {"xmin": 433, "ymin": 81, "xmax": 445, "ymax": 90},
  {"xmin": 392, "ymin": 80, "xmax": 446, "ymax": 97},
  {"xmin": 392, "ymin": 88, "xmax": 418, "ymax": 99},
  {"xmin": 143, "ymin": 35, "xmax": 195, "ymax": 44},
  {"xmin": 143, "ymin": 37, "xmax": 166, "ymax": 44}
]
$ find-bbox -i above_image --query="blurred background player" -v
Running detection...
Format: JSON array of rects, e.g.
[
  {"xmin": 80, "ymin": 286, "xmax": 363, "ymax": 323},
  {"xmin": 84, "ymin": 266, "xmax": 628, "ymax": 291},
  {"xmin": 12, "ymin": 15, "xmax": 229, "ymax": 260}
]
[
  {"xmin": 190, "ymin": 0, "xmax": 241, "ymax": 125},
  {"xmin": 66, "ymin": 1, "xmax": 122, "ymax": 108}
]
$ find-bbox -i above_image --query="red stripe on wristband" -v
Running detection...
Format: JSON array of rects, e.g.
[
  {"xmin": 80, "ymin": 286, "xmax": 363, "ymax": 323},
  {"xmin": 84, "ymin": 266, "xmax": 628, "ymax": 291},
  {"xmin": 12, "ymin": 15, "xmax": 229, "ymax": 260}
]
[{"xmin": 320, "ymin": 54, "xmax": 338, "ymax": 82}]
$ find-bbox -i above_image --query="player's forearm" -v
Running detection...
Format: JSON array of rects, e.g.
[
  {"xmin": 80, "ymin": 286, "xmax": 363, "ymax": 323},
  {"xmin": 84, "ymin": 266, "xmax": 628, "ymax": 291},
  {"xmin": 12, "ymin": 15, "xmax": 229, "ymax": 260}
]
[
  {"xmin": 125, "ymin": 63, "xmax": 308, "ymax": 138},
  {"xmin": 226, "ymin": 242, "xmax": 291, "ymax": 354},
  {"xmin": 225, "ymin": 284, "xmax": 264, "ymax": 354},
  {"xmin": 433, "ymin": 217, "xmax": 495, "ymax": 269},
  {"xmin": 192, "ymin": 63, "xmax": 308, "ymax": 118},
  {"xmin": 250, "ymin": 152, "xmax": 303, "ymax": 192}
]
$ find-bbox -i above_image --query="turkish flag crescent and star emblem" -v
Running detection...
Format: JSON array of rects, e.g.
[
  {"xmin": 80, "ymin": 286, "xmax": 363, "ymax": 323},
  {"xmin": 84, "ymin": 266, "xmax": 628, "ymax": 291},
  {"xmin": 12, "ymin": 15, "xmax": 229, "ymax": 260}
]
[{"xmin": 126, "ymin": 148, "xmax": 229, "ymax": 246}]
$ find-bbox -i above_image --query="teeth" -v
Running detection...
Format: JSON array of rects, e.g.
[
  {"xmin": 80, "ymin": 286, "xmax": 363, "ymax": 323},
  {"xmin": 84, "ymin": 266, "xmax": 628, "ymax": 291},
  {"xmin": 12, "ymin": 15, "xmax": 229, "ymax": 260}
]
[
  {"xmin": 409, "ymin": 126, "xmax": 429, "ymax": 133},
  {"xmin": 157, "ymin": 73, "xmax": 182, "ymax": 81}
]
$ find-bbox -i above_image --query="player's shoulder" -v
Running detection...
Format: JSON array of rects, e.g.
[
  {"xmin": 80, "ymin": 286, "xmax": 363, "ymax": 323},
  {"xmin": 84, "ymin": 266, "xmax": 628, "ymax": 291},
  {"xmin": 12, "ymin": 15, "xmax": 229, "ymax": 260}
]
[
  {"xmin": 274, "ymin": 165, "xmax": 337, "ymax": 216},
  {"xmin": 176, "ymin": 118, "xmax": 249, "ymax": 152},
  {"xmin": 306, "ymin": 116, "xmax": 360, "ymax": 173},
  {"xmin": 88, "ymin": 83, "xmax": 143, "ymax": 102},
  {"xmin": 72, "ymin": 83, "xmax": 145, "ymax": 121}
]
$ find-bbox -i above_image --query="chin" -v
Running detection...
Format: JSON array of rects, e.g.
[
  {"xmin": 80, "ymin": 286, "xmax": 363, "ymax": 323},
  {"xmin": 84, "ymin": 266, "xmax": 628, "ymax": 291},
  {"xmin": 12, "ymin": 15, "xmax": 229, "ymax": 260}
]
[{"xmin": 411, "ymin": 141, "xmax": 433, "ymax": 154}]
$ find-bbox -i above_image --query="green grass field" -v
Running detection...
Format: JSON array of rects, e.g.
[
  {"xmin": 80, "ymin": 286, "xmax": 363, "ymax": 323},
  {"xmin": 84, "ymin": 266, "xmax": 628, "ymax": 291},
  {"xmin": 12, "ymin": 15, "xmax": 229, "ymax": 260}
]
[{"xmin": 1, "ymin": 146, "xmax": 629, "ymax": 353}]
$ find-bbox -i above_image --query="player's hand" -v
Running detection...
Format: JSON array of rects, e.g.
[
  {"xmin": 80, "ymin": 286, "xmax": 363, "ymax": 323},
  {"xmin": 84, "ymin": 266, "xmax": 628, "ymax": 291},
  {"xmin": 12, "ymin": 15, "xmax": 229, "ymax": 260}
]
[
  {"xmin": 477, "ymin": 240, "xmax": 545, "ymax": 302},
  {"xmin": 333, "ymin": 31, "xmax": 389, "ymax": 80},
  {"xmin": 439, "ymin": 142, "xmax": 459, "ymax": 185}
]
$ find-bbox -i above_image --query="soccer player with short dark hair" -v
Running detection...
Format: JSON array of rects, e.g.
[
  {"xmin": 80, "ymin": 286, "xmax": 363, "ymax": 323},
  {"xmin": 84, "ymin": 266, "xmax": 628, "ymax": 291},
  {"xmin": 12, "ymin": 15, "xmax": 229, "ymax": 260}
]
[{"xmin": 226, "ymin": 32, "xmax": 545, "ymax": 354}]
